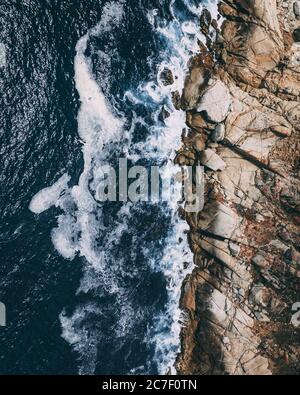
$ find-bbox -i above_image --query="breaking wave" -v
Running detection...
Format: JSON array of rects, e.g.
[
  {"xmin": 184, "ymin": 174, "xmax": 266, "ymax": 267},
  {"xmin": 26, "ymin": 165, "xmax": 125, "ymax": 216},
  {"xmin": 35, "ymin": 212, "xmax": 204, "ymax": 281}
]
[{"xmin": 29, "ymin": 0, "xmax": 218, "ymax": 375}]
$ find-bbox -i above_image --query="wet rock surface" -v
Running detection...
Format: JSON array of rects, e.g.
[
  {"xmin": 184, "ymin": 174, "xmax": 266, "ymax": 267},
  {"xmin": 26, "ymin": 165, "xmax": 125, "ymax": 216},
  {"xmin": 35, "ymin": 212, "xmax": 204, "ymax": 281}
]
[{"xmin": 176, "ymin": 0, "xmax": 300, "ymax": 375}]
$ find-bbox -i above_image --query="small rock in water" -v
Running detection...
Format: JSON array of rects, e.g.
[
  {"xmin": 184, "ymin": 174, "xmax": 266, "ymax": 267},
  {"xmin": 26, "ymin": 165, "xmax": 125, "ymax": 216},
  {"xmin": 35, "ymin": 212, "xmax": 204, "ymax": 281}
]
[
  {"xmin": 159, "ymin": 68, "xmax": 174, "ymax": 86},
  {"xmin": 172, "ymin": 91, "xmax": 181, "ymax": 110},
  {"xmin": 200, "ymin": 8, "xmax": 212, "ymax": 35},
  {"xmin": 158, "ymin": 106, "xmax": 170, "ymax": 122},
  {"xmin": 211, "ymin": 123, "xmax": 225, "ymax": 142}
]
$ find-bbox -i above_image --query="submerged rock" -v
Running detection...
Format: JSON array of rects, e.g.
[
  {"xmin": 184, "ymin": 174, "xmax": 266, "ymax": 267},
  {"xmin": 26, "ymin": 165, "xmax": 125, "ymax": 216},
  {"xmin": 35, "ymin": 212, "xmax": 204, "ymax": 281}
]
[{"xmin": 159, "ymin": 67, "xmax": 174, "ymax": 86}]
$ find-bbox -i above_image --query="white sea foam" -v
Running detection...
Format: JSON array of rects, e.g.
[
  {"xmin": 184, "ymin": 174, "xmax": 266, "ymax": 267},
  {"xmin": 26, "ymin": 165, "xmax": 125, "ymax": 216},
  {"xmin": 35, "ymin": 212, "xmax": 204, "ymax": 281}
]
[
  {"xmin": 58, "ymin": 1, "xmax": 127, "ymax": 374},
  {"xmin": 142, "ymin": 0, "xmax": 220, "ymax": 374},
  {"xmin": 29, "ymin": 173, "xmax": 70, "ymax": 214},
  {"xmin": 29, "ymin": 0, "xmax": 218, "ymax": 375},
  {"xmin": 51, "ymin": 212, "xmax": 79, "ymax": 260},
  {"xmin": 0, "ymin": 42, "xmax": 6, "ymax": 68},
  {"xmin": 60, "ymin": 303, "xmax": 100, "ymax": 375}
]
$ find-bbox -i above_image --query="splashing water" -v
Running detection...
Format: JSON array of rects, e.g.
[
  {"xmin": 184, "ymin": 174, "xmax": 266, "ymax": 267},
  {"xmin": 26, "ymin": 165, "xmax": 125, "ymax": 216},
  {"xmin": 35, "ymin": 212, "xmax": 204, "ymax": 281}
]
[{"xmin": 29, "ymin": 0, "xmax": 219, "ymax": 375}]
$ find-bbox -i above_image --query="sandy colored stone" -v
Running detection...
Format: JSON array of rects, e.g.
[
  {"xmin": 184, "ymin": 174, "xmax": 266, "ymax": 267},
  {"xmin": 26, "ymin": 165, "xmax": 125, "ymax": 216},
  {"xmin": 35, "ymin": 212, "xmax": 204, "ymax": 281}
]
[{"xmin": 177, "ymin": 0, "xmax": 300, "ymax": 377}]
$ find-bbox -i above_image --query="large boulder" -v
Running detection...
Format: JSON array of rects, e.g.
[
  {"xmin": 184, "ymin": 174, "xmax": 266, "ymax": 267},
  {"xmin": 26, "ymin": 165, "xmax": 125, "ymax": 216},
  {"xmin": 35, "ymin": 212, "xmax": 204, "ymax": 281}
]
[
  {"xmin": 219, "ymin": 0, "xmax": 284, "ymax": 87},
  {"xmin": 197, "ymin": 80, "xmax": 231, "ymax": 123}
]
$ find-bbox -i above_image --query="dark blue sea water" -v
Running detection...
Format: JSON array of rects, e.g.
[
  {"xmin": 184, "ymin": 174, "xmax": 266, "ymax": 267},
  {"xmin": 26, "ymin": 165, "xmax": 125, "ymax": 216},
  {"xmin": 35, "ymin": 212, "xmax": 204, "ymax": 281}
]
[{"xmin": 0, "ymin": 0, "xmax": 214, "ymax": 375}]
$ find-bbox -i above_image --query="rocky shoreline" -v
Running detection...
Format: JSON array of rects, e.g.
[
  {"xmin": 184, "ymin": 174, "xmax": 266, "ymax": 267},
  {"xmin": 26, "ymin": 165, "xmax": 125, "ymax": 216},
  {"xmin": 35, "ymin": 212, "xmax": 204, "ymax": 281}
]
[{"xmin": 174, "ymin": 0, "xmax": 300, "ymax": 375}]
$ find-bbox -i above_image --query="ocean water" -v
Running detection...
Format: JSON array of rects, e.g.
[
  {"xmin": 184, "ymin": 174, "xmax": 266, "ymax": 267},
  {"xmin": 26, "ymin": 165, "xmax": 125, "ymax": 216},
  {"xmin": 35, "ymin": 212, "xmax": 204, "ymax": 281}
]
[{"xmin": 0, "ymin": 0, "xmax": 217, "ymax": 375}]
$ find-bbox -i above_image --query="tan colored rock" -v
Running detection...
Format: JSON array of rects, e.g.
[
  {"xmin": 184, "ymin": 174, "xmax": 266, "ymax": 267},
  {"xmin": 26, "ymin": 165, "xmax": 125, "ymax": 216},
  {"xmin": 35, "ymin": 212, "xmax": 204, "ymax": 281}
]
[
  {"xmin": 181, "ymin": 65, "xmax": 210, "ymax": 110},
  {"xmin": 194, "ymin": 135, "xmax": 206, "ymax": 152},
  {"xmin": 220, "ymin": 0, "xmax": 283, "ymax": 87},
  {"xmin": 177, "ymin": 0, "xmax": 300, "ymax": 377},
  {"xmin": 200, "ymin": 149, "xmax": 227, "ymax": 171},
  {"xmin": 197, "ymin": 80, "xmax": 231, "ymax": 123}
]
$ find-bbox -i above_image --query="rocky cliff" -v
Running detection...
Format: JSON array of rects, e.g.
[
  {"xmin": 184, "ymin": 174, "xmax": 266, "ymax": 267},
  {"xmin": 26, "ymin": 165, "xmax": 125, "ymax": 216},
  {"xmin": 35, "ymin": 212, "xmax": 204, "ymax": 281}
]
[{"xmin": 176, "ymin": 0, "xmax": 300, "ymax": 375}]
